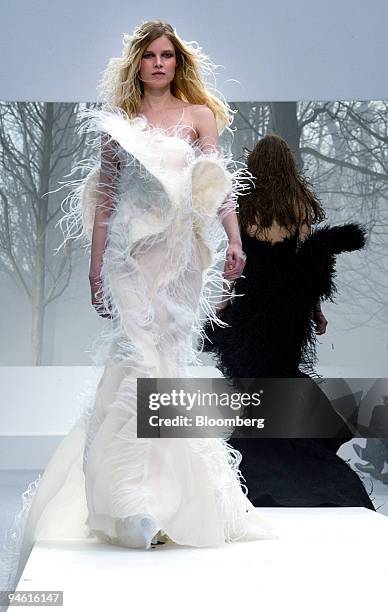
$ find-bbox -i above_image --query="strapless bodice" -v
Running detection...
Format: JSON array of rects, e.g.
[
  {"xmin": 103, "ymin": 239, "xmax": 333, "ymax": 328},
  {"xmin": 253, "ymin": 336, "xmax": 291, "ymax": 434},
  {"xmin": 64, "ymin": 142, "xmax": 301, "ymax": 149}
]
[{"xmin": 77, "ymin": 107, "xmax": 233, "ymax": 269}]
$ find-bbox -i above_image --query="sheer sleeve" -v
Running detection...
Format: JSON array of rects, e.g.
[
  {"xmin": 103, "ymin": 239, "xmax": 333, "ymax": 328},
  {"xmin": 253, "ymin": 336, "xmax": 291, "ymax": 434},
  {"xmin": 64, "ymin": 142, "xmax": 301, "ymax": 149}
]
[
  {"xmin": 217, "ymin": 192, "xmax": 236, "ymax": 222},
  {"xmin": 89, "ymin": 133, "xmax": 120, "ymax": 276}
]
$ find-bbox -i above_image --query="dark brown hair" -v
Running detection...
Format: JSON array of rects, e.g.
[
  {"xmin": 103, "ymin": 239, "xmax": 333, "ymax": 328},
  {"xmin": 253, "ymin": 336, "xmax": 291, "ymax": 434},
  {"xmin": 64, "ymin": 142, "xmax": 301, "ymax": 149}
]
[{"xmin": 238, "ymin": 134, "xmax": 325, "ymax": 237}]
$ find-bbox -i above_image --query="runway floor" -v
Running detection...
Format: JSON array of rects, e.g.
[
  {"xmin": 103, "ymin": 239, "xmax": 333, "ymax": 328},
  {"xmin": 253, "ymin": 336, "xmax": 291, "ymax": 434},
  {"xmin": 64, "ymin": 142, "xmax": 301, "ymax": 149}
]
[{"xmin": 12, "ymin": 507, "xmax": 388, "ymax": 612}]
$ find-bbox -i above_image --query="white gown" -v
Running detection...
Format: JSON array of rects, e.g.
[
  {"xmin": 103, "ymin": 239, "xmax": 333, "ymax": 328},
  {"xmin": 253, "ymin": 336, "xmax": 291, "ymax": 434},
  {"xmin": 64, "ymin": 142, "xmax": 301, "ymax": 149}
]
[{"xmin": 1, "ymin": 106, "xmax": 275, "ymax": 595}]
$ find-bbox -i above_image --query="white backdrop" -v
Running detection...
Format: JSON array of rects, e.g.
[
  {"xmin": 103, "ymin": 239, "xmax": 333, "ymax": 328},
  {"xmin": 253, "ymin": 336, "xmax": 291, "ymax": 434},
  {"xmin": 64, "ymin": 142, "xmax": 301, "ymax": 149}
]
[{"xmin": 1, "ymin": 0, "xmax": 388, "ymax": 102}]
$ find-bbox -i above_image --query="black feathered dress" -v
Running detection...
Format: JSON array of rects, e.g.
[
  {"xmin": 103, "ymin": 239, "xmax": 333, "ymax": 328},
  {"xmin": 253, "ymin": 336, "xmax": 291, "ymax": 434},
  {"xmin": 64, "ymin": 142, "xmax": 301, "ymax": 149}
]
[{"xmin": 204, "ymin": 223, "xmax": 375, "ymax": 509}]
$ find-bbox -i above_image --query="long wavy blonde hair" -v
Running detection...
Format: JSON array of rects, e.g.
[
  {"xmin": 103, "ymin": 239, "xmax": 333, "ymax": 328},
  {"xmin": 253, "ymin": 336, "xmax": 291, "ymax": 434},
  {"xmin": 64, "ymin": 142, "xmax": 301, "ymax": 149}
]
[{"xmin": 97, "ymin": 20, "xmax": 233, "ymax": 134}]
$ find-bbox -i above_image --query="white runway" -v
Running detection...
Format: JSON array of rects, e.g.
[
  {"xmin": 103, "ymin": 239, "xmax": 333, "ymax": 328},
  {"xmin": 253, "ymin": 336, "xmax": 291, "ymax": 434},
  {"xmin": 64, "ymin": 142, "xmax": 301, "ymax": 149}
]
[{"xmin": 15, "ymin": 507, "xmax": 388, "ymax": 612}]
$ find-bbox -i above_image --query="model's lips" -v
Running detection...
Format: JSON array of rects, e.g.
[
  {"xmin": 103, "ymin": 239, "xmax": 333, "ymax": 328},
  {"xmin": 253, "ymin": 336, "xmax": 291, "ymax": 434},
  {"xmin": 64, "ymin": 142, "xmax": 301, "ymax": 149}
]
[{"xmin": 152, "ymin": 72, "xmax": 165, "ymax": 75}]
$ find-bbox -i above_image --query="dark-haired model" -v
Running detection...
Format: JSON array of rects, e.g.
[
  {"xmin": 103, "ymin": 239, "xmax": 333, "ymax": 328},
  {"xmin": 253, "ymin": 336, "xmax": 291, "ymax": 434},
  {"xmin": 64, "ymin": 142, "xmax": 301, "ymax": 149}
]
[{"xmin": 204, "ymin": 134, "xmax": 375, "ymax": 510}]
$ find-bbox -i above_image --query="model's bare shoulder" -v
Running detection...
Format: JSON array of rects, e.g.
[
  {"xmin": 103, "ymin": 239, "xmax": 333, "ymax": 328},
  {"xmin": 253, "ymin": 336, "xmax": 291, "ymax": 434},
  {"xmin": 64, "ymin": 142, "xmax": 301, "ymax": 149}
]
[
  {"xmin": 189, "ymin": 104, "xmax": 215, "ymax": 121},
  {"xmin": 188, "ymin": 105, "xmax": 218, "ymax": 150}
]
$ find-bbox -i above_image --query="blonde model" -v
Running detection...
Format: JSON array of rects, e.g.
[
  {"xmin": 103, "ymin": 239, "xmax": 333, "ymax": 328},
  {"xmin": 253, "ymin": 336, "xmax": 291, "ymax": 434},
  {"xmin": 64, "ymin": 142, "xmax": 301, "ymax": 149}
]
[{"xmin": 1, "ymin": 20, "xmax": 274, "ymax": 596}]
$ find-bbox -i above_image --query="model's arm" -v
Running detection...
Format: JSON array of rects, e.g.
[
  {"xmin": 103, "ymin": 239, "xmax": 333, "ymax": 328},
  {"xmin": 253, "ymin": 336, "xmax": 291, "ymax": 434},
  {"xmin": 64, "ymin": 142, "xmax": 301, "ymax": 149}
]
[
  {"xmin": 194, "ymin": 105, "xmax": 245, "ymax": 281},
  {"xmin": 89, "ymin": 133, "xmax": 120, "ymax": 318}
]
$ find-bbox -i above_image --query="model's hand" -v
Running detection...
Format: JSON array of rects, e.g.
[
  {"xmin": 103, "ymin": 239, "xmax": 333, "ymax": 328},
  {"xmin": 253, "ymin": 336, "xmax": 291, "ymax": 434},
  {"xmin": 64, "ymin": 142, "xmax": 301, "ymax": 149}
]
[
  {"xmin": 223, "ymin": 242, "xmax": 246, "ymax": 280},
  {"xmin": 313, "ymin": 309, "xmax": 328, "ymax": 335},
  {"xmin": 89, "ymin": 273, "xmax": 112, "ymax": 319}
]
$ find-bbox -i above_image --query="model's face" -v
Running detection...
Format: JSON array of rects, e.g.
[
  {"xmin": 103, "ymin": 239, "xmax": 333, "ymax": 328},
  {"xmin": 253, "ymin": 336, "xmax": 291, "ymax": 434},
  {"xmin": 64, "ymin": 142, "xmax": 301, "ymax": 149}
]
[{"xmin": 139, "ymin": 35, "xmax": 177, "ymax": 88}]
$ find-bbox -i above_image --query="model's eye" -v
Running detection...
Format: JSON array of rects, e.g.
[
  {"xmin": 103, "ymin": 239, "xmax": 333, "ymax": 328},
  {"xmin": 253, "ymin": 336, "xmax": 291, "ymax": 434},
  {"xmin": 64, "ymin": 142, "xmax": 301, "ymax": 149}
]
[{"xmin": 142, "ymin": 51, "xmax": 174, "ymax": 59}]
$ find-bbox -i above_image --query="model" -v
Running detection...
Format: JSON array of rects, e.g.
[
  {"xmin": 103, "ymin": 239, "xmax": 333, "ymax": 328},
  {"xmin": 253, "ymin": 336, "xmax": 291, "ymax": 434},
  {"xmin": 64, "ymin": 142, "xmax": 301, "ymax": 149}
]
[
  {"xmin": 203, "ymin": 134, "xmax": 375, "ymax": 509},
  {"xmin": 0, "ymin": 20, "xmax": 274, "ymax": 597}
]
